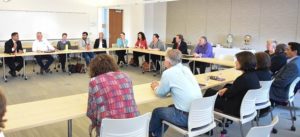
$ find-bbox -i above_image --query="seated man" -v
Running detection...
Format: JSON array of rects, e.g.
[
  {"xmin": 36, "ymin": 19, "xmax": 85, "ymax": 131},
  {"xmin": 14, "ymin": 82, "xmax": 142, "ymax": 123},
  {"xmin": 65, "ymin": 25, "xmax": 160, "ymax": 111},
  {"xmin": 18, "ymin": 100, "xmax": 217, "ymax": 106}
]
[
  {"xmin": 149, "ymin": 49, "xmax": 202, "ymax": 137},
  {"xmin": 32, "ymin": 32, "xmax": 55, "ymax": 74},
  {"xmin": 4, "ymin": 32, "xmax": 24, "ymax": 77},
  {"xmin": 189, "ymin": 36, "xmax": 213, "ymax": 74},
  {"xmin": 270, "ymin": 42, "xmax": 300, "ymax": 104},
  {"xmin": 79, "ymin": 32, "xmax": 94, "ymax": 66}
]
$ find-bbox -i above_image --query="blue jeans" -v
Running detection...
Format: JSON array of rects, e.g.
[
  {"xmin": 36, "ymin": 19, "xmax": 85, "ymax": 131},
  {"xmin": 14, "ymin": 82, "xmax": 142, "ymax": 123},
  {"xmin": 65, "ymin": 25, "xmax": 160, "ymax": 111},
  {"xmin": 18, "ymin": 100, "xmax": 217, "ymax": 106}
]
[
  {"xmin": 82, "ymin": 52, "xmax": 94, "ymax": 65},
  {"xmin": 149, "ymin": 105, "xmax": 188, "ymax": 137}
]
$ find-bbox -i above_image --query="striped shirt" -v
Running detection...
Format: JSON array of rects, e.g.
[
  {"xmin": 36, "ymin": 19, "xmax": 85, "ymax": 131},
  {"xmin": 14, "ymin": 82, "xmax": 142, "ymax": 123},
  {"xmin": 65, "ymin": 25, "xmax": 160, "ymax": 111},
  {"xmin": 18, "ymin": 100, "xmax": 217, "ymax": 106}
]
[{"xmin": 87, "ymin": 71, "xmax": 139, "ymax": 129}]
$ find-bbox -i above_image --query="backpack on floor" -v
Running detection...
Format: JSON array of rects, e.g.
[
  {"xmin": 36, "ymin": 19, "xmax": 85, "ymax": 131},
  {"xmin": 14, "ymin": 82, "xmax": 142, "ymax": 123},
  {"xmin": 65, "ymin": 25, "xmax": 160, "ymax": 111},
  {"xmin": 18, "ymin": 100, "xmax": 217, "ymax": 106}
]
[{"xmin": 68, "ymin": 63, "xmax": 85, "ymax": 73}]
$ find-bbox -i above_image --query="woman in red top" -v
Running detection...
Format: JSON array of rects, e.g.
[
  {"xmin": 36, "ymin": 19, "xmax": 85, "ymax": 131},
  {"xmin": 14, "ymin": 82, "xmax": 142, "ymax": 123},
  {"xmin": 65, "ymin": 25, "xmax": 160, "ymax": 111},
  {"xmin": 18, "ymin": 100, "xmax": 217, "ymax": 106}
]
[{"xmin": 132, "ymin": 32, "xmax": 148, "ymax": 67}]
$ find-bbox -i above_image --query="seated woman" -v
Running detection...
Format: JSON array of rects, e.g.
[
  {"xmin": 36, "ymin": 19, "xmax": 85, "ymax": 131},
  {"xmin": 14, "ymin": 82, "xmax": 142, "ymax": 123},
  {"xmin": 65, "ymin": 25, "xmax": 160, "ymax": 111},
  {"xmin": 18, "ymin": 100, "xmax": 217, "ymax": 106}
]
[
  {"xmin": 132, "ymin": 32, "xmax": 148, "ymax": 67},
  {"xmin": 204, "ymin": 51, "xmax": 260, "ymax": 117},
  {"xmin": 255, "ymin": 52, "xmax": 272, "ymax": 81},
  {"xmin": 57, "ymin": 33, "xmax": 71, "ymax": 72},
  {"xmin": 87, "ymin": 54, "xmax": 139, "ymax": 136},
  {"xmin": 270, "ymin": 44, "xmax": 287, "ymax": 75},
  {"xmin": 0, "ymin": 90, "xmax": 7, "ymax": 137},
  {"xmin": 116, "ymin": 32, "xmax": 128, "ymax": 66}
]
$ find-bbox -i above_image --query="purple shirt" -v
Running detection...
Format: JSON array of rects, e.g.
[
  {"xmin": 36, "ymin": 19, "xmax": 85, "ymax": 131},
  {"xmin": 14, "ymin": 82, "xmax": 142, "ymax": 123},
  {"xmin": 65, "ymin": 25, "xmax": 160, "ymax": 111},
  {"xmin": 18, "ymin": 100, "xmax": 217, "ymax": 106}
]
[{"xmin": 194, "ymin": 43, "xmax": 214, "ymax": 58}]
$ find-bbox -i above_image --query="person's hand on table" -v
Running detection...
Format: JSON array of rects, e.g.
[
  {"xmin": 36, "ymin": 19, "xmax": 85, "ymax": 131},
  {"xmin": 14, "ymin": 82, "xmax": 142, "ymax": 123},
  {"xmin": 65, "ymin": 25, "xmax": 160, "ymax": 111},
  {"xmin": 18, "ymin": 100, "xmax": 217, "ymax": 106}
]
[
  {"xmin": 151, "ymin": 81, "xmax": 159, "ymax": 91},
  {"xmin": 218, "ymin": 88, "xmax": 228, "ymax": 96},
  {"xmin": 193, "ymin": 53, "xmax": 199, "ymax": 58},
  {"xmin": 193, "ymin": 53, "xmax": 202, "ymax": 58}
]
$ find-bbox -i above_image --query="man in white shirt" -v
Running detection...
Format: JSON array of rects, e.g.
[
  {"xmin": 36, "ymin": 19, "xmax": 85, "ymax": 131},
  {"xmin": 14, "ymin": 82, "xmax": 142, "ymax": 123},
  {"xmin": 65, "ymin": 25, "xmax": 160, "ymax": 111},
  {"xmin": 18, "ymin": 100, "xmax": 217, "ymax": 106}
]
[
  {"xmin": 32, "ymin": 32, "xmax": 55, "ymax": 74},
  {"xmin": 149, "ymin": 49, "xmax": 202, "ymax": 137}
]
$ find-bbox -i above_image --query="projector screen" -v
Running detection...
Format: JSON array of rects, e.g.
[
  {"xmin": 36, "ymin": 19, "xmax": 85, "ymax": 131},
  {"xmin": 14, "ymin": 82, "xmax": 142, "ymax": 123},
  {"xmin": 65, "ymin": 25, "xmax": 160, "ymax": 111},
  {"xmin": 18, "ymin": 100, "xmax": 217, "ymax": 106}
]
[{"xmin": 0, "ymin": 10, "xmax": 89, "ymax": 41}]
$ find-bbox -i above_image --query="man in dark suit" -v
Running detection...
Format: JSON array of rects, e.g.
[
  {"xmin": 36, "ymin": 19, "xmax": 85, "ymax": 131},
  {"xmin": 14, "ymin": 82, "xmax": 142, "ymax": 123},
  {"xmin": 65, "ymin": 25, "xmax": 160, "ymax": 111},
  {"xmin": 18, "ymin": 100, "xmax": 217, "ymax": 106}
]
[
  {"xmin": 172, "ymin": 34, "xmax": 188, "ymax": 63},
  {"xmin": 4, "ymin": 32, "xmax": 24, "ymax": 77},
  {"xmin": 94, "ymin": 32, "xmax": 107, "ymax": 54},
  {"xmin": 270, "ymin": 42, "xmax": 300, "ymax": 104}
]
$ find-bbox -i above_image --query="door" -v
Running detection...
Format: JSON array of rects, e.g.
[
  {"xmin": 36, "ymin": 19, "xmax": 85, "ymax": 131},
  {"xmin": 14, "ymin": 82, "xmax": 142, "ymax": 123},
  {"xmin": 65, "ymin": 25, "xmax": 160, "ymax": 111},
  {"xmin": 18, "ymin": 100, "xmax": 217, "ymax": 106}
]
[{"xmin": 109, "ymin": 9, "xmax": 123, "ymax": 48}]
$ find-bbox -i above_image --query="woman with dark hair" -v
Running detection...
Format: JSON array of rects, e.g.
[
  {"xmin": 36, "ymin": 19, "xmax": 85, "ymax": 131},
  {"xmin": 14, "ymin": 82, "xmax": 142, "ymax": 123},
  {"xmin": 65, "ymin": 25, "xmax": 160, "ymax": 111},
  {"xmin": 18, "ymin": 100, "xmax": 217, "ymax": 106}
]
[
  {"xmin": 270, "ymin": 43, "xmax": 287, "ymax": 75},
  {"xmin": 87, "ymin": 54, "xmax": 139, "ymax": 136},
  {"xmin": 204, "ymin": 51, "xmax": 260, "ymax": 117},
  {"xmin": 132, "ymin": 32, "xmax": 148, "ymax": 67},
  {"xmin": 0, "ymin": 90, "xmax": 7, "ymax": 137},
  {"xmin": 255, "ymin": 52, "xmax": 272, "ymax": 81},
  {"xmin": 57, "ymin": 33, "xmax": 71, "ymax": 72}
]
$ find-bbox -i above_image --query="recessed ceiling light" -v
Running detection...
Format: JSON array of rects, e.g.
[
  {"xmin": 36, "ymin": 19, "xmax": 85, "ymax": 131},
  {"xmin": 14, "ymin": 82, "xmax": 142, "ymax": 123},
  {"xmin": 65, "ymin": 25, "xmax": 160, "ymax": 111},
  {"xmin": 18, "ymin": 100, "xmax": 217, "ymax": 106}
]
[{"xmin": 3, "ymin": 0, "xmax": 11, "ymax": 2}]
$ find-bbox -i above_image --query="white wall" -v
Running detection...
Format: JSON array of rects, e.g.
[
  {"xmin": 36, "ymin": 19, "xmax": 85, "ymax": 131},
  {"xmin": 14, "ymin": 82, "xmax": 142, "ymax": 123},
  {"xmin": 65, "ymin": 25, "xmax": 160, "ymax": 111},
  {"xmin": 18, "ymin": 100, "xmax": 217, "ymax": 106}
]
[
  {"xmin": 0, "ymin": 0, "xmax": 98, "ymax": 40},
  {"xmin": 166, "ymin": 0, "xmax": 300, "ymax": 51},
  {"xmin": 144, "ymin": 2, "xmax": 167, "ymax": 43}
]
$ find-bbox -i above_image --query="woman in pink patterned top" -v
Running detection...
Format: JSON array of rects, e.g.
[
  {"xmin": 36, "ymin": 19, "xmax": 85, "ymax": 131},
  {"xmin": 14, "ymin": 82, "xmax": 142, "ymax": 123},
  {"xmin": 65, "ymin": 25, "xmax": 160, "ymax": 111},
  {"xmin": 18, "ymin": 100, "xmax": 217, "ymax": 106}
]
[{"xmin": 87, "ymin": 54, "xmax": 139, "ymax": 136}]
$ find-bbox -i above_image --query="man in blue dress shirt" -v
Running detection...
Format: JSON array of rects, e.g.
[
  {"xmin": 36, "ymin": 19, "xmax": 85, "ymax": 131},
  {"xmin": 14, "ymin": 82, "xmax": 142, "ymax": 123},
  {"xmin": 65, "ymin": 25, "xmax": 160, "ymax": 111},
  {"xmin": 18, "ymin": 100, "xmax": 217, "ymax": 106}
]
[{"xmin": 189, "ymin": 36, "xmax": 214, "ymax": 74}]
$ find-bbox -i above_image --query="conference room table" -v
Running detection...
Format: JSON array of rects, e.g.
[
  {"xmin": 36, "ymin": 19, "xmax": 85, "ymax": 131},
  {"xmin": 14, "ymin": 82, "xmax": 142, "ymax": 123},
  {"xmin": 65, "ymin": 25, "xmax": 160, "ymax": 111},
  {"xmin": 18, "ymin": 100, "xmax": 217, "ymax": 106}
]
[
  {"xmin": 0, "ymin": 48, "xmax": 108, "ymax": 82},
  {"xmin": 0, "ymin": 47, "xmax": 236, "ymax": 82},
  {"xmin": 3, "ymin": 68, "xmax": 241, "ymax": 137}
]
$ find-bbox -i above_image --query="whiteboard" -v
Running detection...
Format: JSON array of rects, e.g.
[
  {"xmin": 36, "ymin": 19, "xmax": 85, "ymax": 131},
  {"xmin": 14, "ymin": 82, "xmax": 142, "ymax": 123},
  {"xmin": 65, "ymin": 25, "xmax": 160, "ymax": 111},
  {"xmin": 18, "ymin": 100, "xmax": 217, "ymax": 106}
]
[{"xmin": 0, "ymin": 10, "xmax": 89, "ymax": 40}]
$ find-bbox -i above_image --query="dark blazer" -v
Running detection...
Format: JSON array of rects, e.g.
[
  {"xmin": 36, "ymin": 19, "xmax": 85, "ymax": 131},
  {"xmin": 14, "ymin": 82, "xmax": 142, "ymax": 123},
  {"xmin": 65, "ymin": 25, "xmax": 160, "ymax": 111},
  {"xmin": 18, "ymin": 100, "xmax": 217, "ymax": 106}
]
[
  {"xmin": 173, "ymin": 41, "xmax": 188, "ymax": 63},
  {"xmin": 255, "ymin": 69, "xmax": 272, "ymax": 81},
  {"xmin": 270, "ymin": 53, "xmax": 287, "ymax": 74},
  {"xmin": 223, "ymin": 71, "xmax": 260, "ymax": 117},
  {"xmin": 4, "ymin": 39, "xmax": 23, "ymax": 53},
  {"xmin": 172, "ymin": 41, "xmax": 188, "ymax": 55},
  {"xmin": 270, "ymin": 57, "xmax": 300, "ymax": 102},
  {"xmin": 94, "ymin": 39, "xmax": 107, "ymax": 49}
]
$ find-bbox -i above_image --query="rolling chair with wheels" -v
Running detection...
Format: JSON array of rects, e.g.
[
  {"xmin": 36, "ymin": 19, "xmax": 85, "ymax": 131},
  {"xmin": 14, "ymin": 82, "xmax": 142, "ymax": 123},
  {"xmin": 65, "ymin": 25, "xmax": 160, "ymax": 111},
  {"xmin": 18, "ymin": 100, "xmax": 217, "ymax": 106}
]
[
  {"xmin": 246, "ymin": 116, "xmax": 279, "ymax": 137},
  {"xmin": 271, "ymin": 77, "xmax": 300, "ymax": 131},
  {"xmin": 162, "ymin": 94, "xmax": 218, "ymax": 137},
  {"xmin": 214, "ymin": 89, "xmax": 259, "ymax": 137}
]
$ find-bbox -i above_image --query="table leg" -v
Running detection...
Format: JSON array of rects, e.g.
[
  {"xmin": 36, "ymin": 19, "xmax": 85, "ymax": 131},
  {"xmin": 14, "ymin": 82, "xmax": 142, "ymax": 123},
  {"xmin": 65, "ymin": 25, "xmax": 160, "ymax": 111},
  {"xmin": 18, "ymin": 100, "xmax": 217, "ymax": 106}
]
[
  {"xmin": 193, "ymin": 60, "xmax": 196, "ymax": 74},
  {"xmin": 149, "ymin": 54, "xmax": 151, "ymax": 72},
  {"xmin": 160, "ymin": 56, "xmax": 163, "ymax": 75},
  {"xmin": 126, "ymin": 49, "xmax": 129, "ymax": 65},
  {"xmin": 68, "ymin": 119, "xmax": 72, "ymax": 137},
  {"xmin": 3, "ymin": 57, "xmax": 7, "ymax": 82},
  {"xmin": 23, "ymin": 57, "xmax": 28, "ymax": 80}
]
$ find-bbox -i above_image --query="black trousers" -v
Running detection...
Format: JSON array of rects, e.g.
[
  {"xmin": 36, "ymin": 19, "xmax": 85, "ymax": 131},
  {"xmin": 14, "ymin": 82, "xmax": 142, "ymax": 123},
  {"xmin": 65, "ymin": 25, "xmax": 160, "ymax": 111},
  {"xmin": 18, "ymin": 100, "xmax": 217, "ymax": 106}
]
[
  {"xmin": 58, "ymin": 54, "xmax": 66, "ymax": 70},
  {"xmin": 116, "ymin": 50, "xmax": 127, "ymax": 64},
  {"xmin": 35, "ymin": 55, "xmax": 54, "ymax": 70},
  {"xmin": 133, "ymin": 52, "xmax": 149, "ymax": 66},
  {"xmin": 189, "ymin": 61, "xmax": 209, "ymax": 74},
  {"xmin": 204, "ymin": 84, "xmax": 233, "ymax": 115},
  {"xmin": 150, "ymin": 55, "xmax": 163, "ymax": 71},
  {"xmin": 204, "ymin": 88, "xmax": 224, "ymax": 111},
  {"xmin": 5, "ymin": 56, "xmax": 24, "ymax": 72}
]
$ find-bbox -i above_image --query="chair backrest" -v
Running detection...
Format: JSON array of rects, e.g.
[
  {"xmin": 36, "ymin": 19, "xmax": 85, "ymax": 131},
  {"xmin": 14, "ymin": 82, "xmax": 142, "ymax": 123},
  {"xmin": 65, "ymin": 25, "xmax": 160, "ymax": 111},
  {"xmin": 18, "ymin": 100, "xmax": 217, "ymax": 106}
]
[
  {"xmin": 100, "ymin": 113, "xmax": 151, "ymax": 137},
  {"xmin": 240, "ymin": 89, "xmax": 258, "ymax": 124},
  {"xmin": 246, "ymin": 116, "xmax": 279, "ymax": 137},
  {"xmin": 256, "ymin": 80, "xmax": 273, "ymax": 106},
  {"xmin": 188, "ymin": 94, "xmax": 218, "ymax": 132},
  {"xmin": 288, "ymin": 77, "xmax": 300, "ymax": 101}
]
